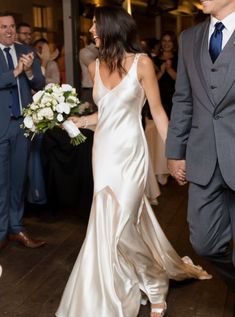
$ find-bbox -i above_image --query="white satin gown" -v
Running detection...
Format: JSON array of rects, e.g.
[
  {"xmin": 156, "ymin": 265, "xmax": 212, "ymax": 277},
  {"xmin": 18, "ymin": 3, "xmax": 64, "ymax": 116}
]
[{"xmin": 56, "ymin": 54, "xmax": 210, "ymax": 317}]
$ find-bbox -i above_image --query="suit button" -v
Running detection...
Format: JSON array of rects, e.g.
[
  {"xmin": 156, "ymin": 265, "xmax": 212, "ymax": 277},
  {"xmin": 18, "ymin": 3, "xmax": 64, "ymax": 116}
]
[
  {"xmin": 211, "ymin": 68, "xmax": 217, "ymax": 72},
  {"xmin": 210, "ymin": 85, "xmax": 217, "ymax": 89},
  {"xmin": 214, "ymin": 115, "xmax": 221, "ymax": 120}
]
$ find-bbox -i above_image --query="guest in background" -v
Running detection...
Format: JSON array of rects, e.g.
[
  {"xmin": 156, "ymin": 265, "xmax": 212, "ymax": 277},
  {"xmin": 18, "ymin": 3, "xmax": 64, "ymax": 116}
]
[
  {"xmin": 0, "ymin": 12, "xmax": 46, "ymax": 249},
  {"xmin": 57, "ymin": 45, "xmax": 66, "ymax": 84},
  {"xmin": 79, "ymin": 37, "xmax": 85, "ymax": 50},
  {"xmin": 16, "ymin": 22, "xmax": 32, "ymax": 46},
  {"xmin": 153, "ymin": 31, "xmax": 178, "ymax": 119},
  {"xmin": 140, "ymin": 37, "xmax": 152, "ymax": 57},
  {"xmin": 143, "ymin": 35, "xmax": 173, "ymax": 186},
  {"xmin": 147, "ymin": 31, "xmax": 177, "ymax": 186},
  {"xmin": 79, "ymin": 33, "xmax": 98, "ymax": 107},
  {"xmin": 33, "ymin": 38, "xmax": 60, "ymax": 84},
  {"xmin": 147, "ymin": 37, "xmax": 160, "ymax": 59}
]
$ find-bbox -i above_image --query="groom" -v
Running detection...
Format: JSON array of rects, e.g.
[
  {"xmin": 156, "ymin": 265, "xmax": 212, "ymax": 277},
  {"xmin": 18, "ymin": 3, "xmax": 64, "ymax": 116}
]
[{"xmin": 166, "ymin": 0, "xmax": 235, "ymax": 292}]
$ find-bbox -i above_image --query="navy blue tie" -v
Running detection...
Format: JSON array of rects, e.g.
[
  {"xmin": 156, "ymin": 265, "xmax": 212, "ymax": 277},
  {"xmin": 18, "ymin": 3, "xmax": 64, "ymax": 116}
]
[
  {"xmin": 4, "ymin": 47, "xmax": 21, "ymax": 118},
  {"xmin": 209, "ymin": 22, "xmax": 225, "ymax": 63}
]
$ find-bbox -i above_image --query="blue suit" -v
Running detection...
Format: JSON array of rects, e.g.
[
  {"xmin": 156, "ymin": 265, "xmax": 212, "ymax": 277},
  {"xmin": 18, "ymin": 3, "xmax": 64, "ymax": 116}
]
[{"xmin": 0, "ymin": 43, "xmax": 45, "ymax": 241}]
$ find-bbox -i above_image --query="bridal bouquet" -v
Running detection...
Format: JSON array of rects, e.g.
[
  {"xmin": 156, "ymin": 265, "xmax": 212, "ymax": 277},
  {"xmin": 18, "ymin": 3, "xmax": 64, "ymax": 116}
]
[{"xmin": 22, "ymin": 83, "xmax": 87, "ymax": 146}]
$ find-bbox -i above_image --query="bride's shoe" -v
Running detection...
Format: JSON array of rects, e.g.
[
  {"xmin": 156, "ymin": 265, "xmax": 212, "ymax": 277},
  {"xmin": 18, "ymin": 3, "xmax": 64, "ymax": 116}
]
[{"xmin": 151, "ymin": 302, "xmax": 167, "ymax": 317}]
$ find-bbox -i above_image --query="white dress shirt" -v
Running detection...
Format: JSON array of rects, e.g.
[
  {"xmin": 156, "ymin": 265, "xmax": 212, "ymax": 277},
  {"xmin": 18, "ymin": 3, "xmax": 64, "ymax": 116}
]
[{"xmin": 209, "ymin": 11, "xmax": 235, "ymax": 49}]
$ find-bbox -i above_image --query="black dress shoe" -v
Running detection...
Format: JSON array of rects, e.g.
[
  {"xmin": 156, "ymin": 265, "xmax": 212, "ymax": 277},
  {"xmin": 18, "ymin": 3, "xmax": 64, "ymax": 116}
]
[{"xmin": 8, "ymin": 231, "xmax": 46, "ymax": 248}]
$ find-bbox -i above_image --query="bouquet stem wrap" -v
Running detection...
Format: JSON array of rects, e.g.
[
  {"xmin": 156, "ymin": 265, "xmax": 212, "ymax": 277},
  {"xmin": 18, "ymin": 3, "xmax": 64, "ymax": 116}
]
[{"xmin": 62, "ymin": 120, "xmax": 86, "ymax": 145}]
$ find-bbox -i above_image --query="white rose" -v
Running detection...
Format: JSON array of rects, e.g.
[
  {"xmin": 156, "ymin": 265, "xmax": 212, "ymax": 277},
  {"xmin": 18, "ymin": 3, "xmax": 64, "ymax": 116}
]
[
  {"xmin": 52, "ymin": 92, "xmax": 64, "ymax": 103},
  {"xmin": 33, "ymin": 90, "xmax": 44, "ymax": 103},
  {"xmin": 41, "ymin": 93, "xmax": 53, "ymax": 104},
  {"xmin": 62, "ymin": 84, "xmax": 73, "ymax": 92},
  {"xmin": 41, "ymin": 107, "xmax": 54, "ymax": 120},
  {"xmin": 45, "ymin": 83, "xmax": 54, "ymax": 91},
  {"xmin": 30, "ymin": 103, "xmax": 38, "ymax": 111},
  {"xmin": 56, "ymin": 102, "xmax": 71, "ymax": 114},
  {"xmin": 23, "ymin": 116, "xmax": 35, "ymax": 130},
  {"xmin": 52, "ymin": 85, "xmax": 62, "ymax": 95}
]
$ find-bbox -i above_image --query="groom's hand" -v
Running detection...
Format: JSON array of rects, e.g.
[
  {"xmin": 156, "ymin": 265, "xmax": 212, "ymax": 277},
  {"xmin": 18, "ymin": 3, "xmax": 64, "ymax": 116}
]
[{"xmin": 167, "ymin": 159, "xmax": 187, "ymax": 186}]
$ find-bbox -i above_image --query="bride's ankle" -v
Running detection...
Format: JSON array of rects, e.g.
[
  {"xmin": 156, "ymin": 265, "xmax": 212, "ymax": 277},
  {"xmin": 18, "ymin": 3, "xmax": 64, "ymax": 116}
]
[{"xmin": 150, "ymin": 301, "xmax": 167, "ymax": 317}]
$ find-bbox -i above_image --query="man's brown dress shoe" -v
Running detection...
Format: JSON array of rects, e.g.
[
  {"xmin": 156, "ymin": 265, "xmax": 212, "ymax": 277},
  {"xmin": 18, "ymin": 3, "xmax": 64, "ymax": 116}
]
[
  {"xmin": 8, "ymin": 232, "xmax": 46, "ymax": 248},
  {"xmin": 0, "ymin": 240, "xmax": 7, "ymax": 249}
]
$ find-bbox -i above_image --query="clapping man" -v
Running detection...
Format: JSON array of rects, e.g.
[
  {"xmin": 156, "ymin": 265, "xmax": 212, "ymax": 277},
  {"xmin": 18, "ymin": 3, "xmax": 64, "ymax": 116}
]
[{"xmin": 0, "ymin": 12, "xmax": 46, "ymax": 249}]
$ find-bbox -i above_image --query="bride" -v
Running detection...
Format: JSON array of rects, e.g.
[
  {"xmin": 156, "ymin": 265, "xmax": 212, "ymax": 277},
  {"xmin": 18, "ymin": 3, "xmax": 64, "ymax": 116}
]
[{"xmin": 56, "ymin": 6, "xmax": 211, "ymax": 317}]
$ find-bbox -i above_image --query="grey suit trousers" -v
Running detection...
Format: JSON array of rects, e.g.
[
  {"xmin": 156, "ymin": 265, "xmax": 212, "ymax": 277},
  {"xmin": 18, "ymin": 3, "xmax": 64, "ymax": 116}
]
[{"xmin": 188, "ymin": 163, "xmax": 235, "ymax": 291}]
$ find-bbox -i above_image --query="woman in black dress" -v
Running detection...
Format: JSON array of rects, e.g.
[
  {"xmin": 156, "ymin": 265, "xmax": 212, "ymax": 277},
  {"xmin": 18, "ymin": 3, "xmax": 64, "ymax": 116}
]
[{"xmin": 153, "ymin": 31, "xmax": 178, "ymax": 119}]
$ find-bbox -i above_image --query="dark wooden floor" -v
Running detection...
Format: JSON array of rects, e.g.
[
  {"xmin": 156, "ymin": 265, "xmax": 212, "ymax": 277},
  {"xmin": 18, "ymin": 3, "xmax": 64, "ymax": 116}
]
[{"xmin": 0, "ymin": 178, "xmax": 233, "ymax": 317}]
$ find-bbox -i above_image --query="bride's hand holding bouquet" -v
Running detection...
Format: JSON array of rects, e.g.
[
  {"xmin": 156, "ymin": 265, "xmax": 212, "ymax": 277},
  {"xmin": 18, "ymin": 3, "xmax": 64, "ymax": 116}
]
[
  {"xmin": 21, "ymin": 83, "xmax": 92, "ymax": 146},
  {"xmin": 68, "ymin": 115, "xmax": 89, "ymax": 129}
]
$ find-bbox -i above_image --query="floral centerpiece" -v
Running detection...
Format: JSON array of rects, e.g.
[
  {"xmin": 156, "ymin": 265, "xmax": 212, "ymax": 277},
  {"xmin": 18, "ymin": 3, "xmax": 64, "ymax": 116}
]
[{"xmin": 22, "ymin": 83, "xmax": 91, "ymax": 146}]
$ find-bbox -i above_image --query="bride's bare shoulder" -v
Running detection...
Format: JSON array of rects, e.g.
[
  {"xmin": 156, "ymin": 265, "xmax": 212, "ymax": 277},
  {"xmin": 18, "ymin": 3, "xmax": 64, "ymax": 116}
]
[
  {"xmin": 138, "ymin": 54, "xmax": 155, "ymax": 78},
  {"xmin": 88, "ymin": 60, "xmax": 97, "ymax": 82},
  {"xmin": 138, "ymin": 54, "xmax": 154, "ymax": 69}
]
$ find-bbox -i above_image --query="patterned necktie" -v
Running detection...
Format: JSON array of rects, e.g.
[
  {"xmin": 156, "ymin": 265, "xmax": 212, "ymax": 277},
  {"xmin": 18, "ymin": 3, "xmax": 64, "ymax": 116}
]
[
  {"xmin": 4, "ymin": 47, "xmax": 21, "ymax": 118},
  {"xmin": 209, "ymin": 22, "xmax": 225, "ymax": 63}
]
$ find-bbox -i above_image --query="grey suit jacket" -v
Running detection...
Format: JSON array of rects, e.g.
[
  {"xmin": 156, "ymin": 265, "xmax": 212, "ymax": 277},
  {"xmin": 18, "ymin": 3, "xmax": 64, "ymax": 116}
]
[
  {"xmin": 0, "ymin": 43, "xmax": 45, "ymax": 138},
  {"xmin": 166, "ymin": 19, "xmax": 235, "ymax": 189}
]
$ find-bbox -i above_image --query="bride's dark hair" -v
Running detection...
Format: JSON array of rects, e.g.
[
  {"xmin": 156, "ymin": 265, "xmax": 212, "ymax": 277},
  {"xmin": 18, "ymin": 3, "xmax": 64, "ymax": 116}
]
[{"xmin": 94, "ymin": 6, "xmax": 142, "ymax": 75}]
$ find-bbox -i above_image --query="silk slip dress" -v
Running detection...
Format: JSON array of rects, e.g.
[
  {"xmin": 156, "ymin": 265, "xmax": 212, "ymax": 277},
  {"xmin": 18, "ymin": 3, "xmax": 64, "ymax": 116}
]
[{"xmin": 56, "ymin": 54, "xmax": 210, "ymax": 317}]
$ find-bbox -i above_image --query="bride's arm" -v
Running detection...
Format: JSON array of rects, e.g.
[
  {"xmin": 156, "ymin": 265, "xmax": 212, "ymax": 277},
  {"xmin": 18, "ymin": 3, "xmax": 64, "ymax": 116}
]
[
  {"xmin": 70, "ymin": 60, "xmax": 98, "ymax": 128},
  {"xmin": 69, "ymin": 112, "xmax": 98, "ymax": 129},
  {"xmin": 138, "ymin": 55, "xmax": 169, "ymax": 142}
]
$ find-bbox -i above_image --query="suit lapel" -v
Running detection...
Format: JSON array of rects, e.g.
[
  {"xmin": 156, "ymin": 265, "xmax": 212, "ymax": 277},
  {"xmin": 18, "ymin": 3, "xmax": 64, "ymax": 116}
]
[
  {"xmin": 193, "ymin": 20, "xmax": 216, "ymax": 111},
  {"xmin": 0, "ymin": 44, "xmax": 24, "ymax": 71},
  {"xmin": 215, "ymin": 30, "xmax": 235, "ymax": 109},
  {"xmin": 0, "ymin": 48, "xmax": 9, "ymax": 71}
]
